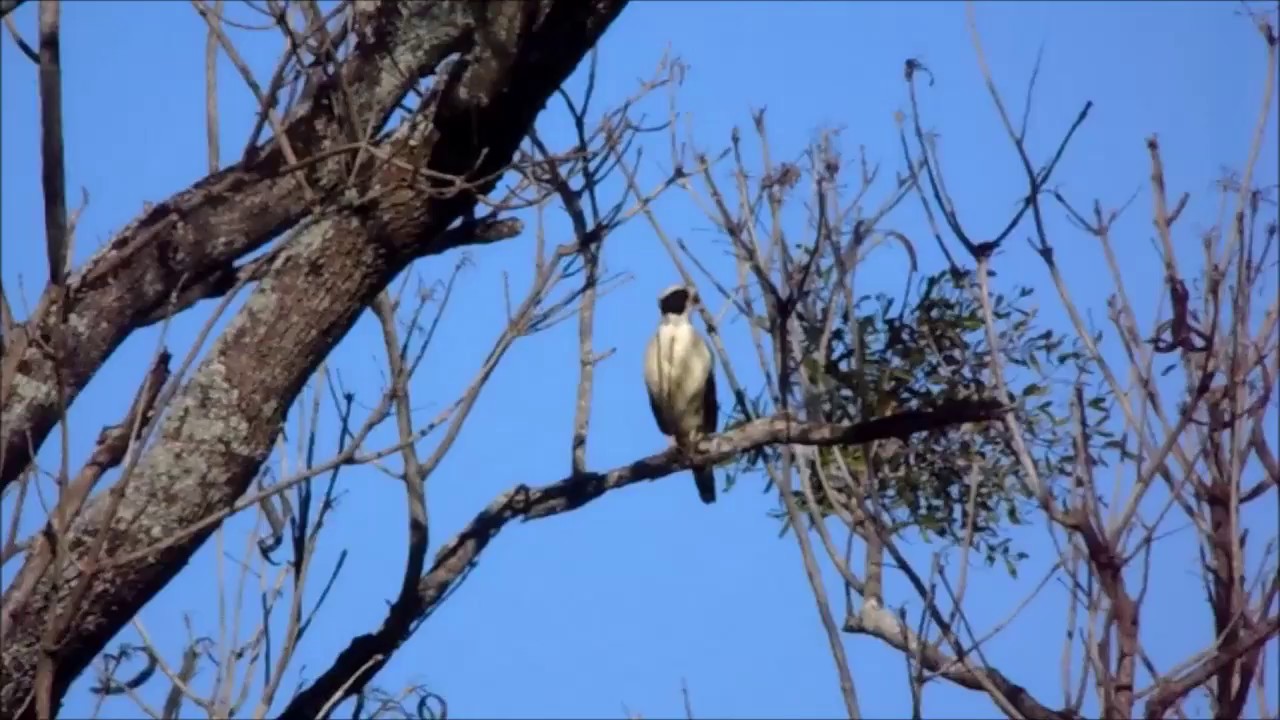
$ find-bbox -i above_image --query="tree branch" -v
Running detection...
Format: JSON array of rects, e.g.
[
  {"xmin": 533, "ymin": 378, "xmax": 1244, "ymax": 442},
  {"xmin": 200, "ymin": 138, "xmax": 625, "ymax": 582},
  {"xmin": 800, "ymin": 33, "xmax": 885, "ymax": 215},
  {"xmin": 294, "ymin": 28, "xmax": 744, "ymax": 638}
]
[
  {"xmin": 134, "ymin": 217, "xmax": 522, "ymax": 328},
  {"xmin": 846, "ymin": 605, "xmax": 1082, "ymax": 720},
  {"xmin": 277, "ymin": 400, "xmax": 1004, "ymax": 719},
  {"xmin": 1143, "ymin": 614, "xmax": 1280, "ymax": 720}
]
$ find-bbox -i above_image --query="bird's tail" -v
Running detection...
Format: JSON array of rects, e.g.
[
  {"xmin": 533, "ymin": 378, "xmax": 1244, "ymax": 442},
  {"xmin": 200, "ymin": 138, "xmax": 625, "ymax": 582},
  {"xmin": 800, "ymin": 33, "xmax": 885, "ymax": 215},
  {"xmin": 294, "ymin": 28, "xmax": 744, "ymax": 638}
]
[{"xmin": 693, "ymin": 466, "xmax": 716, "ymax": 504}]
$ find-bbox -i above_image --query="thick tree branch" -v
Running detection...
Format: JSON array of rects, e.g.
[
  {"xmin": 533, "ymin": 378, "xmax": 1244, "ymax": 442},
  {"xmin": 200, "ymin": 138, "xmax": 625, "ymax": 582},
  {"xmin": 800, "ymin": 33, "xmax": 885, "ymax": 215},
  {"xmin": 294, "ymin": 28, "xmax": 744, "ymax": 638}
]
[
  {"xmin": 134, "ymin": 216, "xmax": 522, "ymax": 328},
  {"xmin": 0, "ymin": 2, "xmax": 628, "ymax": 716},
  {"xmin": 0, "ymin": 351, "xmax": 169, "ymax": 573},
  {"xmin": 0, "ymin": 0, "xmax": 481, "ymax": 490}
]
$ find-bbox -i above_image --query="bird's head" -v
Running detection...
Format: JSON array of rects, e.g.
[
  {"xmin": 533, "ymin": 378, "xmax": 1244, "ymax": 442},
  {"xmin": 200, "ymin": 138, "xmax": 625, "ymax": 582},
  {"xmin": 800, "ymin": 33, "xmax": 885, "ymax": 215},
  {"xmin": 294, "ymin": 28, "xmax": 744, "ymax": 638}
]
[{"xmin": 657, "ymin": 284, "xmax": 699, "ymax": 318}]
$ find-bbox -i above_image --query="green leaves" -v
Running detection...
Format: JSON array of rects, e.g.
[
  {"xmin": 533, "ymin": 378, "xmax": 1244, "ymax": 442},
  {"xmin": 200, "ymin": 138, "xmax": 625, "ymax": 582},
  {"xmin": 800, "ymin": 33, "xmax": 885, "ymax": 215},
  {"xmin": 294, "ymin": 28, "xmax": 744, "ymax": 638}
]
[{"xmin": 758, "ymin": 269, "xmax": 1108, "ymax": 579}]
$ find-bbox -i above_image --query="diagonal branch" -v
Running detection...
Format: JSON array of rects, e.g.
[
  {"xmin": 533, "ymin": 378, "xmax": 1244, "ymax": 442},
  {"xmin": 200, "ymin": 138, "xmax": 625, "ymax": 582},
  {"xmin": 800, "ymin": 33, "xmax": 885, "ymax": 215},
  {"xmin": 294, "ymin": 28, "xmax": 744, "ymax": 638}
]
[
  {"xmin": 133, "ymin": 217, "xmax": 522, "ymax": 328},
  {"xmin": 1143, "ymin": 614, "xmax": 1280, "ymax": 720},
  {"xmin": 0, "ymin": 351, "xmax": 170, "ymax": 573},
  {"xmin": 277, "ymin": 399, "xmax": 1005, "ymax": 719},
  {"xmin": 846, "ymin": 606, "xmax": 1082, "ymax": 720}
]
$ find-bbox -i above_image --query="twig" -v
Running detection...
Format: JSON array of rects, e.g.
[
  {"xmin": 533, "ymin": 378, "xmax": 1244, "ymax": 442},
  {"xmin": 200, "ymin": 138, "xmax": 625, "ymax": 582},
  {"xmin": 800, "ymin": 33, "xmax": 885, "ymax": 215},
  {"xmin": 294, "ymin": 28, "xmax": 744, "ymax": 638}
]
[{"xmin": 204, "ymin": 0, "xmax": 222, "ymax": 173}]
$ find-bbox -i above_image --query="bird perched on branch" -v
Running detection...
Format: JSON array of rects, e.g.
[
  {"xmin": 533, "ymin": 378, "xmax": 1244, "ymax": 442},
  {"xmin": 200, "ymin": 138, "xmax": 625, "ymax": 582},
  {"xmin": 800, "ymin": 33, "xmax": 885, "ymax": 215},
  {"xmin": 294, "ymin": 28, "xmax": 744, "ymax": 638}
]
[{"xmin": 644, "ymin": 284, "xmax": 719, "ymax": 504}]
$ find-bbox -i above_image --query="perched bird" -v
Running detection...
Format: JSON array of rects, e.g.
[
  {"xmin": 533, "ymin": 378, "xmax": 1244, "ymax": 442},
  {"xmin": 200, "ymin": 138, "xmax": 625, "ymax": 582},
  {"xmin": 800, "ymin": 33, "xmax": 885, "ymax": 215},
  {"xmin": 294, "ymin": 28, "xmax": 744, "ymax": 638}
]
[{"xmin": 643, "ymin": 284, "xmax": 719, "ymax": 504}]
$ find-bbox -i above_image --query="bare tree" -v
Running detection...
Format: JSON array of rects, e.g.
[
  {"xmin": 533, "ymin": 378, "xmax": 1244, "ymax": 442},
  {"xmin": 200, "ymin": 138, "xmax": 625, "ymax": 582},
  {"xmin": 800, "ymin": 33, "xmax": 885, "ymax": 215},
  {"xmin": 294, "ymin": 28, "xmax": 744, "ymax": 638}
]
[
  {"xmin": 623, "ymin": 4, "xmax": 1276, "ymax": 719},
  {"xmin": 0, "ymin": 2, "xmax": 1006, "ymax": 718}
]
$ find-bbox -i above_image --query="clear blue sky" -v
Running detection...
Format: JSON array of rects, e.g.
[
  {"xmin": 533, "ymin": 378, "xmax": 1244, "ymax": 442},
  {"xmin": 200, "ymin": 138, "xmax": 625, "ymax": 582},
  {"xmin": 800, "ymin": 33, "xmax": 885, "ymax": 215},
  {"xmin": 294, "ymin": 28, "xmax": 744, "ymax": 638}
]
[{"xmin": 2, "ymin": 1, "xmax": 1277, "ymax": 718}]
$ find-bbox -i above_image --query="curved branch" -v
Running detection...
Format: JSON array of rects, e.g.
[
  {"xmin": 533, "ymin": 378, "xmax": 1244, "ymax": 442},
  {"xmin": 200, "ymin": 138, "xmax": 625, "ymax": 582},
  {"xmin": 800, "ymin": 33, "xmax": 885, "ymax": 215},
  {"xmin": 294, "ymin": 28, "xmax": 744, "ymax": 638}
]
[{"xmin": 845, "ymin": 606, "xmax": 1081, "ymax": 720}]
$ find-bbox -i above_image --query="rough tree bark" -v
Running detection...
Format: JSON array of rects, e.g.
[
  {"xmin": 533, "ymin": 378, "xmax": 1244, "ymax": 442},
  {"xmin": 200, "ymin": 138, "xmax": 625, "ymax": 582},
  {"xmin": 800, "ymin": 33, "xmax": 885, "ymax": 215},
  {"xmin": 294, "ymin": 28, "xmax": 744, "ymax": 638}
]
[
  {"xmin": 0, "ymin": 1, "xmax": 628, "ymax": 716},
  {"xmin": 3, "ymin": 1, "xmax": 519, "ymax": 490}
]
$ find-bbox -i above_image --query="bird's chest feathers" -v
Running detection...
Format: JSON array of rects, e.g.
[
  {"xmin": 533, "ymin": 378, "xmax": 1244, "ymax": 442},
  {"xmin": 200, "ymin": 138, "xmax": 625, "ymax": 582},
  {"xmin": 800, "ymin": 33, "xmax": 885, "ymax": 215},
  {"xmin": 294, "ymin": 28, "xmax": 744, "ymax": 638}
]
[{"xmin": 648, "ymin": 323, "xmax": 710, "ymax": 404}]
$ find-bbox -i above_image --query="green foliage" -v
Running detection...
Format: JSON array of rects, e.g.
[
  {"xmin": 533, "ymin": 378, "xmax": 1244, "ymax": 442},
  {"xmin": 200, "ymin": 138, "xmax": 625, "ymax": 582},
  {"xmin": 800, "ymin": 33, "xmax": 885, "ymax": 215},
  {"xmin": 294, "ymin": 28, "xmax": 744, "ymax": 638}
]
[{"xmin": 743, "ymin": 270, "xmax": 1109, "ymax": 577}]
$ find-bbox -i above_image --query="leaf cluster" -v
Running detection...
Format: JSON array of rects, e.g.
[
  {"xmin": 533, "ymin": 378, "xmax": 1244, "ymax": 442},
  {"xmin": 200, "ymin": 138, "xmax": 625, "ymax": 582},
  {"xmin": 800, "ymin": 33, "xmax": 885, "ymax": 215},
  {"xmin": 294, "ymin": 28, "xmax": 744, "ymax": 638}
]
[{"xmin": 754, "ymin": 269, "xmax": 1112, "ymax": 576}]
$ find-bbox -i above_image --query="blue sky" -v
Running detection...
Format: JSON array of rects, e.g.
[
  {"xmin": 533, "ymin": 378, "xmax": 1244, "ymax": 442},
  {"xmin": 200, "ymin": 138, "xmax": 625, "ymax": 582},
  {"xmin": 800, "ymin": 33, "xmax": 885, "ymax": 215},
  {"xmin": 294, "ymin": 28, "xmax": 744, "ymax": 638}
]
[{"xmin": 2, "ymin": 1, "xmax": 1277, "ymax": 718}]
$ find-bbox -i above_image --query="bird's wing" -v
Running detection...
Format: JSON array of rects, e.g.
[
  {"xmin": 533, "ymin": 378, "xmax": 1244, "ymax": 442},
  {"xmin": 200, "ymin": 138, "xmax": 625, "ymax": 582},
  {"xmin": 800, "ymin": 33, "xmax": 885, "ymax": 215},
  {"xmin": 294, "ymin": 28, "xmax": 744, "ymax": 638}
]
[
  {"xmin": 648, "ymin": 392, "xmax": 673, "ymax": 436},
  {"xmin": 644, "ymin": 333, "xmax": 673, "ymax": 436},
  {"xmin": 700, "ymin": 343, "xmax": 718, "ymax": 434}
]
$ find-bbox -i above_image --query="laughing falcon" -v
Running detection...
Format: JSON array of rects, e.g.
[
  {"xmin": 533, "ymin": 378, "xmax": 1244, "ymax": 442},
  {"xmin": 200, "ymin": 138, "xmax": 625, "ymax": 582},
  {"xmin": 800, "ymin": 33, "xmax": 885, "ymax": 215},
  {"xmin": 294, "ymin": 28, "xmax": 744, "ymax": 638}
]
[{"xmin": 644, "ymin": 284, "xmax": 719, "ymax": 504}]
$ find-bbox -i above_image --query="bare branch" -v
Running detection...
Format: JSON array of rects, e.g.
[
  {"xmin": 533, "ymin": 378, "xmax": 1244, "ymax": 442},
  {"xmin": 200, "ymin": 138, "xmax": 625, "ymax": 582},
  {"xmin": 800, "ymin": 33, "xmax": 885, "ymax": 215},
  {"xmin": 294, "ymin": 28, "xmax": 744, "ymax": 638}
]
[
  {"xmin": 1144, "ymin": 614, "xmax": 1280, "ymax": 719},
  {"xmin": 846, "ymin": 607, "xmax": 1082, "ymax": 720},
  {"xmin": 37, "ymin": 0, "xmax": 67, "ymax": 287}
]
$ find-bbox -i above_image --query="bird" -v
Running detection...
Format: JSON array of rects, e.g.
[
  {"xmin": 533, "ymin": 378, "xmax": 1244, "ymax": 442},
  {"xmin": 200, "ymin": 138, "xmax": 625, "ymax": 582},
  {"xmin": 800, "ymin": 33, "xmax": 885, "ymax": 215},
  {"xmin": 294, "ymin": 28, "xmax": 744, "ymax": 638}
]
[{"xmin": 643, "ymin": 284, "xmax": 719, "ymax": 504}]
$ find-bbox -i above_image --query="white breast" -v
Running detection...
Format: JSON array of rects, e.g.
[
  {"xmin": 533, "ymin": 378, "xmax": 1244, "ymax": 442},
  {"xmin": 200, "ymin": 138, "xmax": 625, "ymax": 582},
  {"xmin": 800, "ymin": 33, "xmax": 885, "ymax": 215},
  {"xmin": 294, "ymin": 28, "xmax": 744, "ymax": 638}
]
[{"xmin": 644, "ymin": 320, "xmax": 712, "ymax": 438}]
